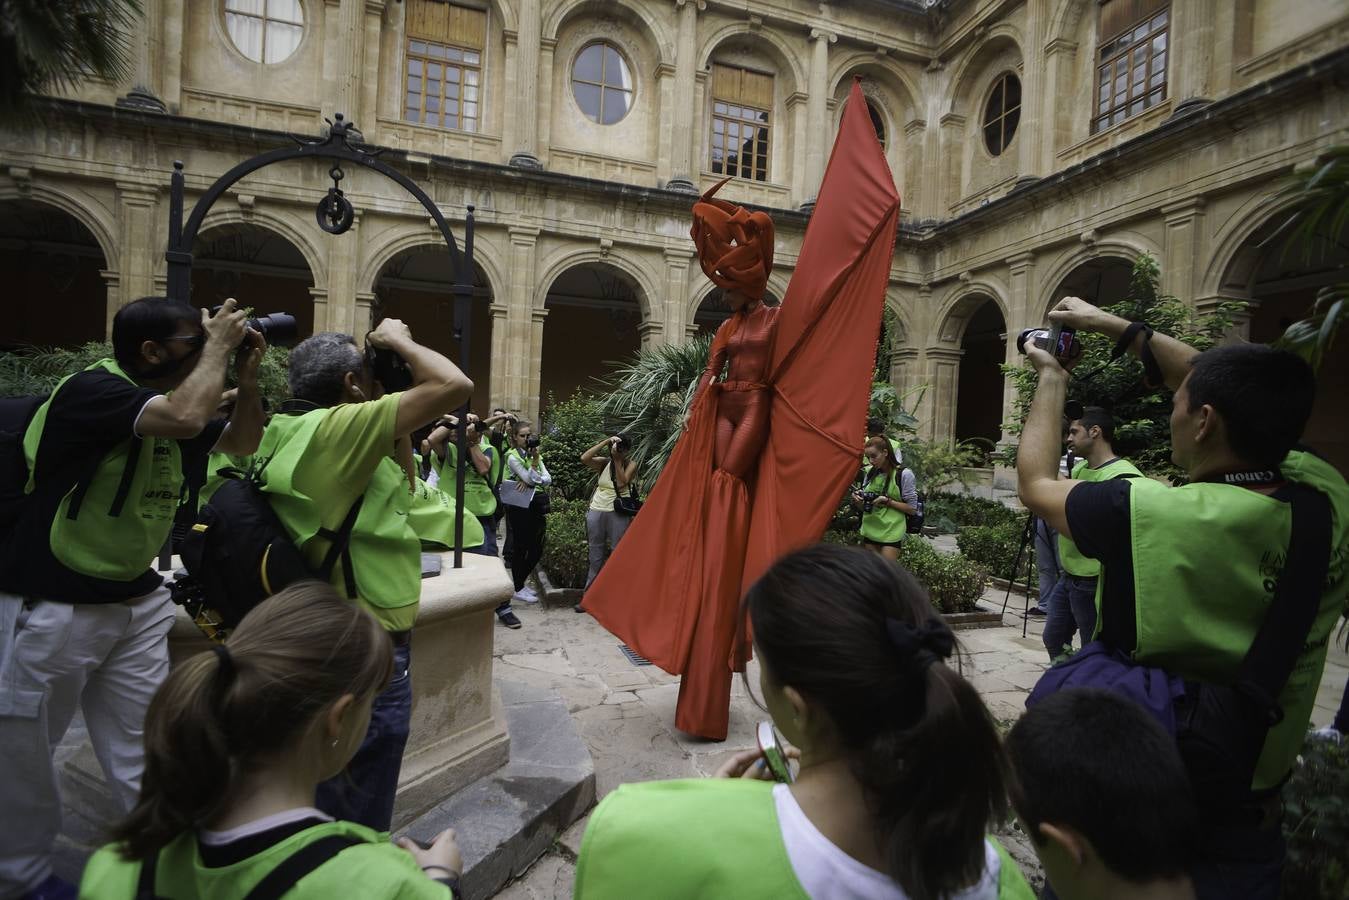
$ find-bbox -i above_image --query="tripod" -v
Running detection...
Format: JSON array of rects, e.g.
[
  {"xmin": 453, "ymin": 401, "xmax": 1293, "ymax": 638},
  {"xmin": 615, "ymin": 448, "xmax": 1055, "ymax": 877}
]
[{"xmin": 1000, "ymin": 512, "xmax": 1040, "ymax": 639}]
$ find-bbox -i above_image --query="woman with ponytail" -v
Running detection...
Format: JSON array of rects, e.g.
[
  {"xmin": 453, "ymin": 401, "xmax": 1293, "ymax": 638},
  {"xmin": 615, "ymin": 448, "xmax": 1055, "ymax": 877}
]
[
  {"xmin": 79, "ymin": 583, "xmax": 463, "ymax": 899},
  {"xmin": 574, "ymin": 544, "xmax": 1032, "ymax": 900}
]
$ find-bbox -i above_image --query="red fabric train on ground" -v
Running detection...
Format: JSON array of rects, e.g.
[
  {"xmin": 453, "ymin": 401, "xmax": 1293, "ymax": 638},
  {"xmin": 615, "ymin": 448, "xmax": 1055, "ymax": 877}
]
[{"xmin": 583, "ymin": 81, "xmax": 901, "ymax": 739}]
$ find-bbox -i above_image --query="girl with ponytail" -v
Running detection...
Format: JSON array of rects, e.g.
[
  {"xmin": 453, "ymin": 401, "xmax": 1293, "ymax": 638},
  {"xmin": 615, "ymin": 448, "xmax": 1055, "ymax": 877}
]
[
  {"xmin": 574, "ymin": 544, "xmax": 1032, "ymax": 900},
  {"xmin": 79, "ymin": 582, "xmax": 463, "ymax": 899}
]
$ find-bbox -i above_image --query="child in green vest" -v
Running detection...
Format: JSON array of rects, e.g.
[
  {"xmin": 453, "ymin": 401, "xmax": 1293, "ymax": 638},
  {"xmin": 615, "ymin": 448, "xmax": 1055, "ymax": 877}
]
[
  {"xmin": 853, "ymin": 436, "xmax": 919, "ymax": 561},
  {"xmin": 574, "ymin": 544, "xmax": 1033, "ymax": 900},
  {"xmin": 1006, "ymin": 689, "xmax": 1200, "ymax": 900},
  {"xmin": 80, "ymin": 583, "xmax": 462, "ymax": 899}
]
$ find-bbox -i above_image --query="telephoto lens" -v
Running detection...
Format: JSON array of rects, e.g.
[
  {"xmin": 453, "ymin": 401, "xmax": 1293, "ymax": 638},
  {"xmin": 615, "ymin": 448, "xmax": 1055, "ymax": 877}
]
[{"xmin": 210, "ymin": 306, "xmax": 298, "ymax": 349}]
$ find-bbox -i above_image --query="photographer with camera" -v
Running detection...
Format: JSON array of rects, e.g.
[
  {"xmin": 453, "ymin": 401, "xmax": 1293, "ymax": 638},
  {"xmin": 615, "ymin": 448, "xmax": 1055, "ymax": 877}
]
[
  {"xmin": 426, "ymin": 413, "xmax": 499, "ymax": 556},
  {"xmin": 0, "ymin": 297, "xmax": 265, "ymax": 900},
  {"xmin": 1040, "ymin": 407, "xmax": 1141, "ymax": 661},
  {"xmin": 252, "ymin": 321, "xmax": 471, "ymax": 832},
  {"xmin": 580, "ymin": 434, "xmax": 638, "ymax": 596},
  {"xmin": 497, "ymin": 420, "xmax": 551, "ymax": 627},
  {"xmin": 1016, "ymin": 298, "xmax": 1348, "ymax": 899},
  {"xmin": 851, "ymin": 436, "xmax": 919, "ymax": 562}
]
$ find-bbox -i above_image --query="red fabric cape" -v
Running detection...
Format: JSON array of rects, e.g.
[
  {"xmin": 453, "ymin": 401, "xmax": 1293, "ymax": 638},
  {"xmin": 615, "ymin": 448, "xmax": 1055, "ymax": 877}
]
[{"xmin": 585, "ymin": 80, "xmax": 900, "ymax": 682}]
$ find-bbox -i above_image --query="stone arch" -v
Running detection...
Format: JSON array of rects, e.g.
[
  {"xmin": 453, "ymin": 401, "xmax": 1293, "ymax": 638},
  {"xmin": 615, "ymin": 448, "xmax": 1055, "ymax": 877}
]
[
  {"xmin": 883, "ymin": 291, "xmax": 913, "ymax": 346},
  {"xmin": 0, "ymin": 183, "xmax": 118, "ymax": 267},
  {"xmin": 828, "ymin": 55, "xmax": 922, "ymax": 118},
  {"xmin": 1036, "ymin": 236, "xmax": 1157, "ymax": 318},
  {"xmin": 934, "ymin": 277, "xmax": 1012, "ymax": 344},
  {"xmin": 685, "ymin": 272, "xmax": 789, "ymax": 324},
  {"xmin": 544, "ymin": 0, "xmax": 672, "ymax": 62},
  {"xmin": 1047, "ymin": 0, "xmax": 1093, "ymax": 47},
  {"xmin": 946, "ymin": 33, "xmax": 1024, "ymax": 118},
  {"xmin": 534, "ymin": 246, "xmax": 661, "ymax": 326},
  {"xmin": 358, "ymin": 224, "xmax": 506, "ymax": 300},
  {"xmin": 191, "ymin": 218, "xmax": 319, "ymax": 338},
  {"xmin": 698, "ymin": 24, "xmax": 806, "ymax": 96},
  {"xmin": 1200, "ymin": 192, "xmax": 1306, "ymax": 301},
  {"xmin": 197, "ymin": 207, "xmax": 327, "ymax": 291},
  {"xmin": 0, "ymin": 195, "xmax": 114, "ymax": 348}
]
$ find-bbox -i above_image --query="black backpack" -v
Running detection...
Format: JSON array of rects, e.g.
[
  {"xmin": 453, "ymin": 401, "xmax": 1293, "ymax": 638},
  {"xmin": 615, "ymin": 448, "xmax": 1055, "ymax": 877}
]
[
  {"xmin": 175, "ymin": 460, "xmax": 363, "ymax": 638},
  {"xmin": 0, "ymin": 395, "xmax": 46, "ymax": 531},
  {"xmin": 902, "ymin": 469, "xmax": 926, "ymax": 534},
  {"xmin": 136, "ymin": 835, "xmax": 360, "ymax": 900}
]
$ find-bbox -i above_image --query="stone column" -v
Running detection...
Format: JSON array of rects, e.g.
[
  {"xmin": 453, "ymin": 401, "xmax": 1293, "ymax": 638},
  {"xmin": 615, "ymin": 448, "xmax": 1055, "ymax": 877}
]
[
  {"xmin": 101, "ymin": 271, "xmax": 122, "ymax": 339},
  {"xmin": 927, "ymin": 347, "xmax": 964, "ymax": 445},
  {"xmin": 1040, "ymin": 40, "xmax": 1078, "ymax": 174},
  {"xmin": 115, "ymin": 183, "xmax": 160, "ymax": 303},
  {"xmin": 890, "ymin": 347, "xmax": 919, "ymax": 400},
  {"xmin": 526, "ymin": 307, "xmax": 549, "ymax": 420},
  {"xmin": 505, "ymin": 227, "xmax": 540, "ymax": 414},
  {"xmin": 1004, "ymin": 251, "xmax": 1036, "ymax": 446},
  {"xmin": 358, "ymin": 1, "xmax": 388, "ymax": 130},
  {"xmin": 1016, "ymin": 2, "xmax": 1045, "ymax": 184},
  {"xmin": 309, "ymin": 287, "xmax": 331, "ymax": 334},
  {"xmin": 325, "ymin": 215, "xmax": 361, "ymax": 335},
  {"xmin": 663, "ymin": 248, "xmax": 693, "ymax": 341},
  {"xmin": 786, "ymin": 92, "xmax": 809, "ymax": 203},
  {"xmin": 117, "ymin": 0, "xmax": 167, "ymax": 112},
  {"xmin": 801, "ymin": 28, "xmax": 837, "ymax": 211},
  {"xmin": 488, "ymin": 302, "xmax": 509, "ymax": 406},
  {"xmin": 1169, "ymin": 0, "xmax": 1215, "ymax": 116},
  {"xmin": 332, "ymin": 0, "xmax": 369, "ymax": 127},
  {"xmin": 536, "ymin": 38, "xmax": 557, "ymax": 165},
  {"xmin": 160, "ymin": 0, "xmax": 185, "ymax": 111},
  {"xmin": 509, "ymin": 0, "xmax": 544, "ymax": 169},
  {"xmin": 902, "ymin": 119, "xmax": 926, "ymax": 218},
  {"xmin": 938, "ymin": 113, "xmax": 965, "ymax": 211},
  {"xmin": 1161, "ymin": 198, "xmax": 1207, "ymax": 303},
  {"xmin": 667, "ymin": 0, "xmax": 702, "ymax": 192},
  {"xmin": 638, "ymin": 321, "xmax": 663, "ymax": 351}
]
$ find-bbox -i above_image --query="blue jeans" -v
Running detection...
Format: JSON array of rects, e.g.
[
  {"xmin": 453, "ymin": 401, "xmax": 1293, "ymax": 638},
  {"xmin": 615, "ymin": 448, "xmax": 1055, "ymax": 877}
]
[
  {"xmin": 315, "ymin": 640, "xmax": 411, "ymax": 832},
  {"xmin": 1042, "ymin": 574, "xmax": 1098, "ymax": 660},
  {"xmin": 1033, "ymin": 518, "xmax": 1061, "ymax": 611}
]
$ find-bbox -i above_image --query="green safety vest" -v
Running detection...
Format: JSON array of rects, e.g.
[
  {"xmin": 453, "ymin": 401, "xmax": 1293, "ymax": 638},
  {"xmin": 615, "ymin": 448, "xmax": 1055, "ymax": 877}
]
[
  {"xmin": 257, "ymin": 411, "xmax": 422, "ymax": 632},
  {"xmin": 1058, "ymin": 457, "xmax": 1143, "ymax": 577},
  {"xmin": 574, "ymin": 779, "xmax": 1033, "ymax": 900},
  {"xmin": 859, "ymin": 467, "xmax": 907, "ymax": 544},
  {"xmin": 23, "ymin": 359, "xmax": 185, "ymax": 584},
  {"xmin": 79, "ymin": 820, "xmax": 452, "ymax": 899},
  {"xmin": 435, "ymin": 438, "xmax": 498, "ymax": 517},
  {"xmin": 1120, "ymin": 450, "xmax": 1349, "ymax": 790},
  {"xmin": 505, "ymin": 448, "xmax": 546, "ymax": 488},
  {"xmin": 408, "ymin": 476, "xmax": 485, "ymax": 550}
]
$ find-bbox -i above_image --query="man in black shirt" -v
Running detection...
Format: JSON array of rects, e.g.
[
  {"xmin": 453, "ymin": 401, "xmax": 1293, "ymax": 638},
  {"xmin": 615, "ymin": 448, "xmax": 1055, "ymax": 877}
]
[{"xmin": 0, "ymin": 297, "xmax": 264, "ymax": 900}]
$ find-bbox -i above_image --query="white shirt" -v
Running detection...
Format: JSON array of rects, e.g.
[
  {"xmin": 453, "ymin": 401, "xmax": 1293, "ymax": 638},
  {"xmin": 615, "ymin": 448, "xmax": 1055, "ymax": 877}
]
[
  {"xmin": 772, "ymin": 784, "xmax": 1001, "ymax": 900},
  {"xmin": 198, "ymin": 807, "xmax": 334, "ymax": 846}
]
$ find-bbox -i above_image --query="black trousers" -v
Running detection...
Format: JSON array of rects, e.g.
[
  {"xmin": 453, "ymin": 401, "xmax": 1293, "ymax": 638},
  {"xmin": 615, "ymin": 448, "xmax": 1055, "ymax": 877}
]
[{"xmin": 506, "ymin": 503, "xmax": 546, "ymax": 592}]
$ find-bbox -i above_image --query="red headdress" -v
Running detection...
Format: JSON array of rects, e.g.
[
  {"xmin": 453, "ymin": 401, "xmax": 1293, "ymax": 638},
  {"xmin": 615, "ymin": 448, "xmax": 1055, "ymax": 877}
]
[{"xmin": 689, "ymin": 177, "xmax": 775, "ymax": 302}]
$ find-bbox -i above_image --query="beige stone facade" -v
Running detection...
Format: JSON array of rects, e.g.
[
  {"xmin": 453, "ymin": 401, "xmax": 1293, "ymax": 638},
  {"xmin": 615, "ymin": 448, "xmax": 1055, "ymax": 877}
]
[{"xmin": 2, "ymin": 0, "xmax": 1347, "ymax": 467}]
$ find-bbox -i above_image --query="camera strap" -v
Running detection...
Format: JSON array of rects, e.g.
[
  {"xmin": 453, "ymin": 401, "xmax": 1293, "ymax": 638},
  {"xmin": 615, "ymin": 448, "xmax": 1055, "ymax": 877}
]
[{"xmin": 1112, "ymin": 322, "xmax": 1164, "ymax": 387}]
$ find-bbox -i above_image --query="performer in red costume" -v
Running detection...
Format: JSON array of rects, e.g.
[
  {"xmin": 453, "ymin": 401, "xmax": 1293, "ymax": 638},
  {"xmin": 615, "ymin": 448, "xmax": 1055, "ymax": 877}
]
[{"xmin": 584, "ymin": 81, "xmax": 900, "ymax": 739}]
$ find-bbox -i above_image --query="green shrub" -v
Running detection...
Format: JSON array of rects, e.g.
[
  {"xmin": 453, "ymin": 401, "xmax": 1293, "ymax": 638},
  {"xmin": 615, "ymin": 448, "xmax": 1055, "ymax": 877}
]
[
  {"xmin": 957, "ymin": 520, "xmax": 1035, "ymax": 582},
  {"xmin": 822, "ymin": 528, "xmax": 863, "ymax": 547},
  {"xmin": 1283, "ymin": 734, "xmax": 1349, "ymax": 900},
  {"xmin": 540, "ymin": 498, "xmax": 590, "ymax": 589},
  {"xmin": 539, "ymin": 393, "xmax": 603, "ymax": 502},
  {"xmin": 926, "ymin": 492, "xmax": 1020, "ymax": 529},
  {"xmin": 898, "ymin": 538, "xmax": 989, "ymax": 614}
]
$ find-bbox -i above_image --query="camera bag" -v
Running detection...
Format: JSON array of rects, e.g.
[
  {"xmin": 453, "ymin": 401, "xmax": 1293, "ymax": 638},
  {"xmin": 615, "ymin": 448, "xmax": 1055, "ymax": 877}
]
[
  {"xmin": 0, "ymin": 395, "xmax": 46, "ymax": 530},
  {"xmin": 902, "ymin": 468, "xmax": 925, "ymax": 534},
  {"xmin": 610, "ymin": 458, "xmax": 643, "ymax": 517},
  {"xmin": 1028, "ymin": 482, "xmax": 1333, "ymax": 813},
  {"xmin": 177, "ymin": 459, "xmax": 363, "ymax": 636}
]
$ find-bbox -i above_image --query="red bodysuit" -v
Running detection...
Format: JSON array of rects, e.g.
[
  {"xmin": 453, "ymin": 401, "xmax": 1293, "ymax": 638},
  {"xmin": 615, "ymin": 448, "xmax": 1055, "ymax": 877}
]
[{"xmin": 584, "ymin": 82, "xmax": 901, "ymax": 739}]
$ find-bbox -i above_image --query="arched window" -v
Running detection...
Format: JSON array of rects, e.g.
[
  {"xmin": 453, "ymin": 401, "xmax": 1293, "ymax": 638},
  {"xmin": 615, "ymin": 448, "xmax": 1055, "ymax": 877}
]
[
  {"xmin": 572, "ymin": 41, "xmax": 634, "ymax": 125},
  {"xmin": 982, "ymin": 72, "xmax": 1021, "ymax": 156},
  {"xmin": 865, "ymin": 100, "xmax": 887, "ymax": 149},
  {"xmin": 224, "ymin": 0, "xmax": 305, "ymax": 64}
]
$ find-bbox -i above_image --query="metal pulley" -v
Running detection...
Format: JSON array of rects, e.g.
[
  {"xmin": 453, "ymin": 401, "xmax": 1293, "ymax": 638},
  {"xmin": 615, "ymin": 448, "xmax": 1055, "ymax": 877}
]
[{"xmin": 315, "ymin": 164, "xmax": 355, "ymax": 234}]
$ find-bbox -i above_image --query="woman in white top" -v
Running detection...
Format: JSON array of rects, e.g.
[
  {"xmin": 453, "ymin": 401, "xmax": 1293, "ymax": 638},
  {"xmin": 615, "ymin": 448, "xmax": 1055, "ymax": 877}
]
[
  {"xmin": 499, "ymin": 419, "xmax": 552, "ymax": 623},
  {"xmin": 578, "ymin": 434, "xmax": 639, "ymax": 609}
]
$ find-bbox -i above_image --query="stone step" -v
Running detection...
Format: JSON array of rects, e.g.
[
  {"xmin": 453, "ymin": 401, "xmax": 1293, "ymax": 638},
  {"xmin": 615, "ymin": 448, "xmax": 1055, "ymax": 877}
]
[{"xmin": 397, "ymin": 679, "xmax": 595, "ymax": 900}]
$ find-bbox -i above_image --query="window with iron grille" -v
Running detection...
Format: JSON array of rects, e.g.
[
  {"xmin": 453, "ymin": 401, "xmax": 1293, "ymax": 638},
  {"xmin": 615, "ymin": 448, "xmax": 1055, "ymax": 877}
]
[
  {"xmin": 982, "ymin": 72, "xmax": 1021, "ymax": 156},
  {"xmin": 1093, "ymin": 0, "xmax": 1169, "ymax": 134},
  {"xmin": 404, "ymin": 1, "xmax": 486, "ymax": 132},
  {"xmin": 709, "ymin": 64, "xmax": 773, "ymax": 182}
]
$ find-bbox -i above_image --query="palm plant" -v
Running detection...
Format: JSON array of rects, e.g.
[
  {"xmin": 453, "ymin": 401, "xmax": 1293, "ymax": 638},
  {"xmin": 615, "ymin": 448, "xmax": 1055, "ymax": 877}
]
[
  {"xmin": 0, "ymin": 0, "xmax": 142, "ymax": 120},
  {"xmin": 1267, "ymin": 145, "xmax": 1349, "ymax": 371},
  {"xmin": 593, "ymin": 335, "xmax": 713, "ymax": 489}
]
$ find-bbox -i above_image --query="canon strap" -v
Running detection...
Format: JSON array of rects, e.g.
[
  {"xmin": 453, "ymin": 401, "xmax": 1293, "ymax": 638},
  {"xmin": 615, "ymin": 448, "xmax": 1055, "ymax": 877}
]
[{"xmin": 1112, "ymin": 322, "xmax": 1164, "ymax": 388}]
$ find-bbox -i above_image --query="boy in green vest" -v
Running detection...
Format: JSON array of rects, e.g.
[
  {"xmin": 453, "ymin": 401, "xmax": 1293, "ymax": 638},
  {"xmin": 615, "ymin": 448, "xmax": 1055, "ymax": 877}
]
[
  {"xmin": 1041, "ymin": 406, "xmax": 1141, "ymax": 660},
  {"xmin": 0, "ymin": 297, "xmax": 265, "ymax": 900},
  {"xmin": 255, "ymin": 321, "xmax": 472, "ymax": 833},
  {"xmin": 1007, "ymin": 688, "xmax": 1200, "ymax": 900},
  {"xmin": 1016, "ymin": 297, "xmax": 1349, "ymax": 900}
]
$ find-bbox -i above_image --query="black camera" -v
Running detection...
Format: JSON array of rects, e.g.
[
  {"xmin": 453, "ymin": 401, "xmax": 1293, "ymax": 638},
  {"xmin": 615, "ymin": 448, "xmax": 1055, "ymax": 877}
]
[
  {"xmin": 211, "ymin": 306, "xmax": 298, "ymax": 349},
  {"xmin": 1016, "ymin": 322, "xmax": 1080, "ymax": 362},
  {"xmin": 364, "ymin": 342, "xmax": 414, "ymax": 393},
  {"xmin": 614, "ymin": 433, "xmax": 631, "ymax": 452},
  {"xmin": 858, "ymin": 490, "xmax": 880, "ymax": 513},
  {"xmin": 525, "ymin": 435, "xmax": 542, "ymax": 450}
]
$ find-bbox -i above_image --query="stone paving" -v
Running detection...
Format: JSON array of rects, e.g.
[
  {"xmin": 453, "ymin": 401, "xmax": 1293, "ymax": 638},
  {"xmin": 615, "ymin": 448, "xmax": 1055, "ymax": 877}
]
[{"xmin": 486, "ymin": 568, "xmax": 1349, "ymax": 899}]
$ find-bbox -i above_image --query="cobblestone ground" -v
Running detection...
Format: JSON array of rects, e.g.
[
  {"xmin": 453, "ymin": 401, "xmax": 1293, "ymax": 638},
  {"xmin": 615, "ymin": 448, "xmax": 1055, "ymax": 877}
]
[{"xmin": 488, "ymin": 562, "xmax": 1349, "ymax": 899}]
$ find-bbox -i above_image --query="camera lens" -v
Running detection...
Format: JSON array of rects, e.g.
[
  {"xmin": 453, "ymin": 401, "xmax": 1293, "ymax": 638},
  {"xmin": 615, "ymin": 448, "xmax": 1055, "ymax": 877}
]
[{"xmin": 248, "ymin": 312, "xmax": 298, "ymax": 348}]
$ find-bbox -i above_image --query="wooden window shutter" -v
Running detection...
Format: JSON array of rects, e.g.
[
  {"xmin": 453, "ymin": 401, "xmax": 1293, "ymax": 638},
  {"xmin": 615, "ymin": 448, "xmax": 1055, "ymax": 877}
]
[
  {"xmin": 711, "ymin": 63, "xmax": 774, "ymax": 109},
  {"xmin": 407, "ymin": 0, "xmax": 486, "ymax": 49}
]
